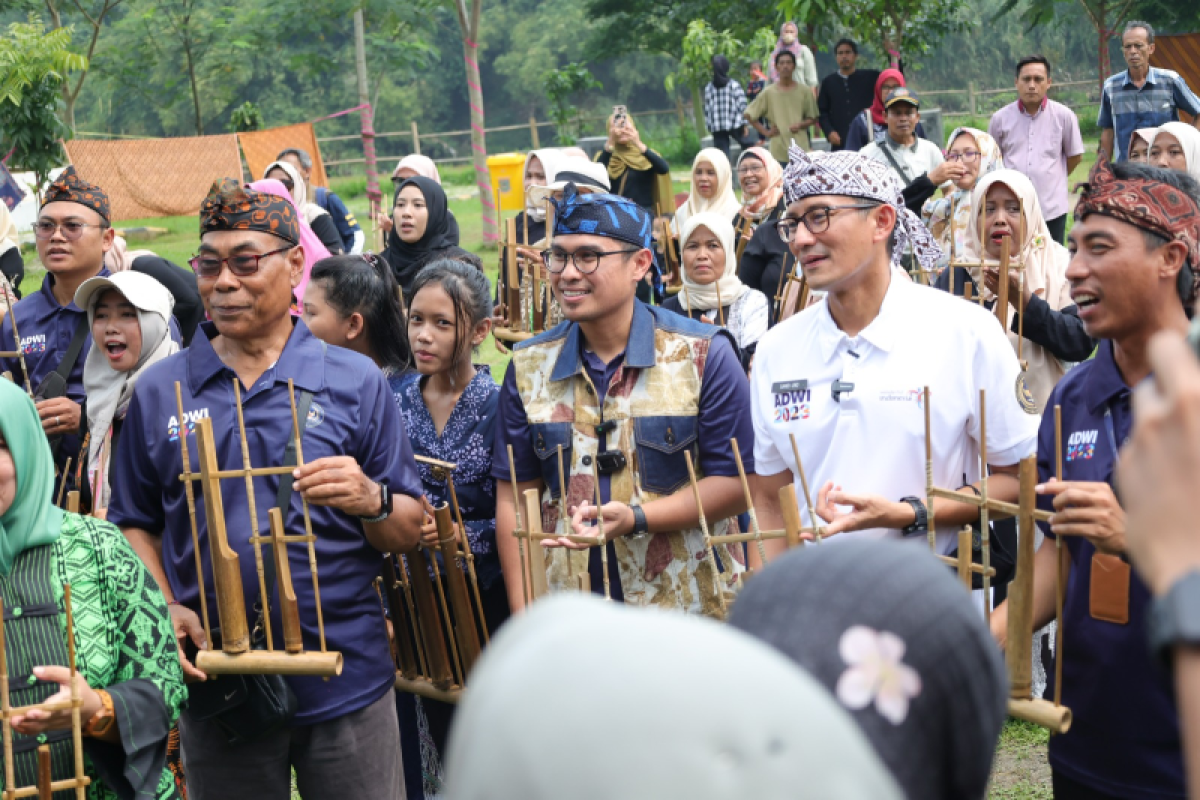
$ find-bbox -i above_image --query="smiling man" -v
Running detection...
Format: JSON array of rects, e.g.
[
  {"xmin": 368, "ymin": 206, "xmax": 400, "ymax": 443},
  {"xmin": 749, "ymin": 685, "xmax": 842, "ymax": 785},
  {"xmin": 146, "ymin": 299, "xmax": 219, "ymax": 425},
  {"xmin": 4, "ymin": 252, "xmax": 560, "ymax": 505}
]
[
  {"xmin": 492, "ymin": 185, "xmax": 752, "ymax": 617},
  {"xmin": 749, "ymin": 146, "xmax": 1038, "ymax": 570},
  {"xmin": 990, "ymin": 159, "xmax": 1200, "ymax": 799},
  {"xmin": 107, "ymin": 179, "xmax": 423, "ymax": 800},
  {"xmin": 1, "ymin": 167, "xmax": 117, "ymax": 476}
]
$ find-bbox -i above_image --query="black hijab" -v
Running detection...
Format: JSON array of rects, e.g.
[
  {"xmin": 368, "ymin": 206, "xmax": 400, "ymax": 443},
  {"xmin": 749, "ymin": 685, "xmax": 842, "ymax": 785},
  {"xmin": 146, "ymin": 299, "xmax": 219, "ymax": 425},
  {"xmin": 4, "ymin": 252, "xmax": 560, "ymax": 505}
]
[
  {"xmin": 712, "ymin": 55, "xmax": 731, "ymax": 89},
  {"xmin": 383, "ymin": 176, "xmax": 457, "ymax": 292}
]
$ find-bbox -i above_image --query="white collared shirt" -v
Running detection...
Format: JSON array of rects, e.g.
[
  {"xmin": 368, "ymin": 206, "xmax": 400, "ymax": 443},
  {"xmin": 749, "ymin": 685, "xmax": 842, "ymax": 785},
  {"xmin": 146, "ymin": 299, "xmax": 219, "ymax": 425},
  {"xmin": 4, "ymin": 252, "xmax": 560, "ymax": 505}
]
[
  {"xmin": 860, "ymin": 136, "xmax": 945, "ymax": 185},
  {"xmin": 751, "ymin": 272, "xmax": 1039, "ymax": 553}
]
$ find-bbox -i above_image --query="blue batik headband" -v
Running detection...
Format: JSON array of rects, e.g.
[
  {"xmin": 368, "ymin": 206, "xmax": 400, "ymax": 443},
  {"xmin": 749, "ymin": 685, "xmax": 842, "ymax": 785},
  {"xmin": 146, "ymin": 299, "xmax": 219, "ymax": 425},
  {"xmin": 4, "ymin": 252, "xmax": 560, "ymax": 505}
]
[{"xmin": 551, "ymin": 184, "xmax": 655, "ymax": 251}]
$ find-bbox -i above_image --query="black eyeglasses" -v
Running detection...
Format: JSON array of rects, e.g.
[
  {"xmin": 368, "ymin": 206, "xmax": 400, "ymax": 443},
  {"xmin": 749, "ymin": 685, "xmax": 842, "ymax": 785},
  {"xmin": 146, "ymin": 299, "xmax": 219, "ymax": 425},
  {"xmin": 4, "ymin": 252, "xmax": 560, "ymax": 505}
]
[
  {"xmin": 777, "ymin": 204, "xmax": 878, "ymax": 242},
  {"xmin": 189, "ymin": 246, "xmax": 292, "ymax": 279},
  {"xmin": 542, "ymin": 247, "xmax": 640, "ymax": 274},
  {"xmin": 34, "ymin": 220, "xmax": 109, "ymax": 240},
  {"xmin": 945, "ymin": 151, "xmax": 982, "ymax": 163}
]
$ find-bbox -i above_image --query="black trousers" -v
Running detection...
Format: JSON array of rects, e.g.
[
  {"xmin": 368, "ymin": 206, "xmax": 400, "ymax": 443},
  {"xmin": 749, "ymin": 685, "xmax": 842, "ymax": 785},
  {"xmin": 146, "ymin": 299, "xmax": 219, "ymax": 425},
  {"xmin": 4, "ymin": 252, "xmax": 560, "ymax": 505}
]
[
  {"xmin": 0, "ymin": 248, "xmax": 23, "ymax": 299},
  {"xmin": 1052, "ymin": 770, "xmax": 1131, "ymax": 799},
  {"xmin": 1046, "ymin": 214, "xmax": 1068, "ymax": 246},
  {"xmin": 711, "ymin": 127, "xmax": 755, "ymax": 160}
]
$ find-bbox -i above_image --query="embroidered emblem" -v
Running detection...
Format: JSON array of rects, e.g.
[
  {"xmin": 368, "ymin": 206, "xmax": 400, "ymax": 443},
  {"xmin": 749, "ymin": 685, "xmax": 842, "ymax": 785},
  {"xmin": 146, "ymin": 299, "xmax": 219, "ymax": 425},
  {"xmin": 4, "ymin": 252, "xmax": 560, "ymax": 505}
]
[
  {"xmin": 1016, "ymin": 374, "xmax": 1038, "ymax": 415},
  {"xmin": 306, "ymin": 401, "xmax": 325, "ymax": 429}
]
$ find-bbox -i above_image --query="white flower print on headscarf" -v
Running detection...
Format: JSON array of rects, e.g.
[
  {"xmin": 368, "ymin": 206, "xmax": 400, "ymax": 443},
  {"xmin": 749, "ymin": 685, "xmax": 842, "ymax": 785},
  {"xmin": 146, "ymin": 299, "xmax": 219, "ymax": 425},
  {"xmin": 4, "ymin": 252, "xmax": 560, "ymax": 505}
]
[{"xmin": 836, "ymin": 625, "xmax": 922, "ymax": 726}]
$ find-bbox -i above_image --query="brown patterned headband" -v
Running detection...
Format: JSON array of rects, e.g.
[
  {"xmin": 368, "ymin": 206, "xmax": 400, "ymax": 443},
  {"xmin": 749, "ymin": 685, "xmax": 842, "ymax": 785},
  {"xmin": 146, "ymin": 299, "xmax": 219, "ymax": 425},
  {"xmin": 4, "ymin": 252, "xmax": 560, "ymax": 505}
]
[
  {"xmin": 199, "ymin": 178, "xmax": 300, "ymax": 245},
  {"xmin": 43, "ymin": 165, "xmax": 110, "ymax": 222}
]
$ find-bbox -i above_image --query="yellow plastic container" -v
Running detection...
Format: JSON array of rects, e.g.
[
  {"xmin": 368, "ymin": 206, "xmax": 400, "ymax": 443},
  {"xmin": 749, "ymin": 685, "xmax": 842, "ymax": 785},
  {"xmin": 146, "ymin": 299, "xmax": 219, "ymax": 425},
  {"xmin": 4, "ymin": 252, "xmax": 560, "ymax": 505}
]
[{"xmin": 487, "ymin": 152, "xmax": 528, "ymax": 213}]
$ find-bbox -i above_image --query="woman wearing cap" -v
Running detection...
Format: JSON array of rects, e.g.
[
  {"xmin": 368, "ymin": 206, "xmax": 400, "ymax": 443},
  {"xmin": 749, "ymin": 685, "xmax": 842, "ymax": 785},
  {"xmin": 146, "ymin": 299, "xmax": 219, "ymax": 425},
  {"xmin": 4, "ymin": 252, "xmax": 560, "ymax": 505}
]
[
  {"xmin": 76, "ymin": 272, "xmax": 178, "ymax": 518},
  {"xmin": 922, "ymin": 127, "xmax": 1004, "ymax": 276},
  {"xmin": 104, "ymin": 236, "xmax": 203, "ymax": 346},
  {"xmin": 0, "ymin": 377, "xmax": 187, "ymax": 799},
  {"xmin": 662, "ymin": 212, "xmax": 767, "ymax": 370},
  {"xmin": 262, "ymin": 160, "xmax": 344, "ymax": 255},
  {"xmin": 672, "ymin": 148, "xmax": 741, "ymax": 242}
]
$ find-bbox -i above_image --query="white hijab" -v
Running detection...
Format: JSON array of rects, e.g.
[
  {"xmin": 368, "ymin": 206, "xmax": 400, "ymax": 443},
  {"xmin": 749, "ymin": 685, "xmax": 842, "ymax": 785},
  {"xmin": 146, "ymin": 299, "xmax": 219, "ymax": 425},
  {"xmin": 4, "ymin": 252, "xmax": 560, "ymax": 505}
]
[
  {"xmin": 965, "ymin": 169, "xmax": 1071, "ymax": 411},
  {"xmin": 81, "ymin": 272, "xmax": 178, "ymax": 509},
  {"xmin": 679, "ymin": 212, "xmax": 749, "ymax": 313},
  {"xmin": 263, "ymin": 159, "xmax": 330, "ymax": 227},
  {"xmin": 674, "ymin": 148, "xmax": 741, "ymax": 235},
  {"xmin": 523, "ymin": 149, "xmax": 565, "ymax": 223},
  {"xmin": 444, "ymin": 596, "xmax": 903, "ymax": 800},
  {"xmin": 1151, "ymin": 122, "xmax": 1200, "ymax": 183}
]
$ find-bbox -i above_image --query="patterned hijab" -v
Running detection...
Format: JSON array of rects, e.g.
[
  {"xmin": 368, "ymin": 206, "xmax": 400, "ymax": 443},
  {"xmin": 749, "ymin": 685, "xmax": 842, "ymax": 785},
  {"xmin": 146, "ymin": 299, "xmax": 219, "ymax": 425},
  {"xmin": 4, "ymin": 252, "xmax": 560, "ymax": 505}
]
[
  {"xmin": 783, "ymin": 145, "xmax": 942, "ymax": 271},
  {"xmin": 738, "ymin": 147, "xmax": 785, "ymax": 224},
  {"xmin": 922, "ymin": 127, "xmax": 1004, "ymax": 272},
  {"xmin": 0, "ymin": 380, "xmax": 64, "ymax": 575}
]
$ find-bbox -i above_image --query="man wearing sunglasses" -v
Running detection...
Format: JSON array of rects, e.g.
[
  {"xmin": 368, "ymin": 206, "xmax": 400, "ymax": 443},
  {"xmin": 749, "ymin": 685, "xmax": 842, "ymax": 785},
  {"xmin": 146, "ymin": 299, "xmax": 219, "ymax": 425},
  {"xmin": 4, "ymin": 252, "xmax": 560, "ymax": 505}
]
[
  {"xmin": 107, "ymin": 179, "xmax": 422, "ymax": 800},
  {"xmin": 0, "ymin": 167, "xmax": 130, "ymax": 474},
  {"xmin": 492, "ymin": 185, "xmax": 753, "ymax": 617},
  {"xmin": 988, "ymin": 55, "xmax": 1085, "ymax": 244},
  {"xmin": 749, "ymin": 147, "xmax": 1039, "ymax": 569}
]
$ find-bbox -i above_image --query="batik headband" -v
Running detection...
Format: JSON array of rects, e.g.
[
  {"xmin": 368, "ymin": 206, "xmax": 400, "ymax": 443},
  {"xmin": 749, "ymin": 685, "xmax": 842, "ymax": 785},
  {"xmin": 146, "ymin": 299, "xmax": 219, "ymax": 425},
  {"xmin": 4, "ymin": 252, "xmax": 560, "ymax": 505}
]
[
  {"xmin": 199, "ymin": 178, "xmax": 300, "ymax": 245},
  {"xmin": 42, "ymin": 165, "xmax": 110, "ymax": 223},
  {"xmin": 782, "ymin": 143, "xmax": 942, "ymax": 271},
  {"xmin": 551, "ymin": 184, "xmax": 655, "ymax": 250}
]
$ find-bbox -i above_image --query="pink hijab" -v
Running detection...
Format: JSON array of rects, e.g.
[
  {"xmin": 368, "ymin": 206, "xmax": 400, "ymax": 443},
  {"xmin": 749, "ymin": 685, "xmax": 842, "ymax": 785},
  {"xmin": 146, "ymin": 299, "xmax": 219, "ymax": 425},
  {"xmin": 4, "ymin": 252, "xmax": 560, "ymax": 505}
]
[
  {"xmin": 247, "ymin": 178, "xmax": 331, "ymax": 309},
  {"xmin": 392, "ymin": 154, "xmax": 442, "ymax": 184}
]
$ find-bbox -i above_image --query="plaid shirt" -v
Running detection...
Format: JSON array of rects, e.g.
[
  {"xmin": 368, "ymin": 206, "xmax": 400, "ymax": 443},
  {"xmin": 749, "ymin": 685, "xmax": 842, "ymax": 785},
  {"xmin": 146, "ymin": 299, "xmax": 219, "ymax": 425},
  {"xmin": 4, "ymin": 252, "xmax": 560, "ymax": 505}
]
[
  {"xmin": 1098, "ymin": 67, "xmax": 1200, "ymax": 161},
  {"xmin": 704, "ymin": 79, "xmax": 748, "ymax": 133}
]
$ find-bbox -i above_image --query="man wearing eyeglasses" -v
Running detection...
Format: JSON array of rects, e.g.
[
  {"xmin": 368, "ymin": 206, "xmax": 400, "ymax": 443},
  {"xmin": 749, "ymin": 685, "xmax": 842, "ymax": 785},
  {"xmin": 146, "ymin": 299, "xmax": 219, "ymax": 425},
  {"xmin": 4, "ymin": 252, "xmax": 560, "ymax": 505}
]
[
  {"xmin": 989, "ymin": 55, "xmax": 1085, "ymax": 244},
  {"xmin": 107, "ymin": 179, "xmax": 423, "ymax": 800},
  {"xmin": 1097, "ymin": 21, "xmax": 1200, "ymax": 164},
  {"xmin": 1, "ymin": 167, "xmax": 130, "ymax": 474},
  {"xmin": 749, "ymin": 147, "xmax": 1038, "ymax": 565},
  {"xmin": 491, "ymin": 185, "xmax": 753, "ymax": 617}
]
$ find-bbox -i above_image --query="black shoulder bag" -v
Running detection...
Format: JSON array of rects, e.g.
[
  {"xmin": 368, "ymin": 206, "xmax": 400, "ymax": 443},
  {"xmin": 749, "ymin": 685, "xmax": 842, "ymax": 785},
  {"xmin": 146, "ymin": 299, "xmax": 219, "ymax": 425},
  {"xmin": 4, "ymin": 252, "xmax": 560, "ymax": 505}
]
[
  {"xmin": 35, "ymin": 314, "xmax": 90, "ymax": 452},
  {"xmin": 186, "ymin": 389, "xmax": 314, "ymax": 744}
]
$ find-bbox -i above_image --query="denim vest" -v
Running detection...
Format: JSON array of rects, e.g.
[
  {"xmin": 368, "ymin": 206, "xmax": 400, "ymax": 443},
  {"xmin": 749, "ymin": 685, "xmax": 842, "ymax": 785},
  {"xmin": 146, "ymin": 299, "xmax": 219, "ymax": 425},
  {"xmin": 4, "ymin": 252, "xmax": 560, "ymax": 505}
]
[{"xmin": 512, "ymin": 304, "xmax": 744, "ymax": 617}]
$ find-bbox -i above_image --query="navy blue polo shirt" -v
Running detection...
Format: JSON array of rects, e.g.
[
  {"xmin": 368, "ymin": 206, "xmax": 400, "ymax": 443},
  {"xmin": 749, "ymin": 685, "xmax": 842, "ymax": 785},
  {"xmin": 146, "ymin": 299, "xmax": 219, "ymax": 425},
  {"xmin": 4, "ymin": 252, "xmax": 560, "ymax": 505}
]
[
  {"xmin": 107, "ymin": 320, "xmax": 422, "ymax": 725},
  {"xmin": 1039, "ymin": 339, "xmax": 1182, "ymax": 797},
  {"xmin": 492, "ymin": 301, "xmax": 753, "ymax": 599}
]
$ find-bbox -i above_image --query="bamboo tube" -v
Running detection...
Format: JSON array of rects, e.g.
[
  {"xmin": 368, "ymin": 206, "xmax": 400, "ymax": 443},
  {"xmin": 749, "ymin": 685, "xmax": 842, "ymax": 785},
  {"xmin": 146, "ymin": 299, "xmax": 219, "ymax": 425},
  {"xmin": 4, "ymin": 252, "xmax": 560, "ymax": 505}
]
[
  {"xmin": 685, "ymin": 450, "xmax": 728, "ymax": 613},
  {"xmin": 788, "ymin": 433, "xmax": 821, "ymax": 543},
  {"xmin": 505, "ymin": 218, "xmax": 521, "ymax": 331},
  {"xmin": 405, "ymin": 547, "xmax": 454, "ymax": 689},
  {"xmin": 398, "ymin": 559, "xmax": 431, "ymax": 680},
  {"xmin": 522, "ymin": 490, "xmax": 550, "ymax": 599},
  {"xmin": 179, "ymin": 465, "xmax": 296, "ymax": 482},
  {"xmin": 195, "ymin": 418, "xmax": 249, "ymax": 654},
  {"xmin": 1008, "ymin": 697, "xmax": 1072, "ymax": 734},
  {"xmin": 925, "ymin": 487, "xmax": 1053, "ymax": 523},
  {"xmin": 234, "ymin": 380, "xmax": 272, "ymax": 651},
  {"xmin": 35, "ymin": 746, "xmax": 50, "ymax": 800},
  {"xmin": 1054, "ymin": 405, "xmax": 1065, "ymax": 708},
  {"xmin": 382, "ymin": 557, "xmax": 419, "ymax": 678},
  {"xmin": 773, "ymin": 253, "xmax": 792, "ymax": 319},
  {"xmin": 507, "ymin": 445, "xmax": 529, "ymax": 606},
  {"xmin": 6, "ymin": 306, "xmax": 34, "ymax": 398},
  {"xmin": 55, "ymin": 459, "xmax": 71, "ymax": 508},
  {"xmin": 393, "ymin": 675, "xmax": 461, "ymax": 705},
  {"xmin": 731, "ymin": 439, "xmax": 769, "ymax": 567},
  {"xmin": 957, "ymin": 527, "xmax": 973, "ymax": 590},
  {"xmin": 435, "ymin": 503, "xmax": 482, "ymax": 674},
  {"xmin": 288, "ymin": 381, "xmax": 326, "ymax": 653},
  {"xmin": 779, "ymin": 484, "xmax": 802, "ymax": 549},
  {"xmin": 268, "ymin": 509, "xmax": 303, "ymax": 654},
  {"xmin": 66, "ymin": 491, "xmax": 79, "ymax": 514},
  {"xmin": 422, "ymin": 521, "xmax": 464, "ymax": 687},
  {"xmin": 1006, "ymin": 456, "xmax": 1038, "ymax": 700},
  {"xmin": 446, "ymin": 475, "xmax": 489, "ymax": 645},
  {"xmin": 194, "ymin": 649, "xmax": 343, "ymax": 677},
  {"xmin": 980, "ymin": 388, "xmax": 992, "ymax": 621}
]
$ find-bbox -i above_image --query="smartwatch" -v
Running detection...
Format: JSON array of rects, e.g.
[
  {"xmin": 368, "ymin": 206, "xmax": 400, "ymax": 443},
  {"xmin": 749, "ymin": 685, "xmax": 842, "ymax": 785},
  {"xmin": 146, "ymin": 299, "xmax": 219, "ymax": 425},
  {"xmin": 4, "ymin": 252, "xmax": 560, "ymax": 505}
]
[
  {"xmin": 899, "ymin": 496, "xmax": 928, "ymax": 536},
  {"xmin": 629, "ymin": 505, "xmax": 650, "ymax": 537},
  {"xmin": 358, "ymin": 483, "xmax": 392, "ymax": 523},
  {"xmin": 1149, "ymin": 570, "xmax": 1200, "ymax": 670}
]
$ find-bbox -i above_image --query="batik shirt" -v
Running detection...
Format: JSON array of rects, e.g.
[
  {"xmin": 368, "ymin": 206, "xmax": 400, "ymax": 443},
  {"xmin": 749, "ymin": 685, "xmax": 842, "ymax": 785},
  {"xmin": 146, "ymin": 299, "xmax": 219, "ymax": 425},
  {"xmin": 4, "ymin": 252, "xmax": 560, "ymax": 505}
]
[
  {"xmin": 395, "ymin": 366, "xmax": 501, "ymax": 589},
  {"xmin": 0, "ymin": 513, "xmax": 185, "ymax": 799}
]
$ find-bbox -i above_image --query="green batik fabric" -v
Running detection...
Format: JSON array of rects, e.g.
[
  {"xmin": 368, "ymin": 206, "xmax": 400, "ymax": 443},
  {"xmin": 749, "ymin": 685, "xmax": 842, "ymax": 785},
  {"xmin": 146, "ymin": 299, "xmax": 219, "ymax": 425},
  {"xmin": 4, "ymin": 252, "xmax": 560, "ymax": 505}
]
[{"xmin": 0, "ymin": 512, "xmax": 185, "ymax": 800}]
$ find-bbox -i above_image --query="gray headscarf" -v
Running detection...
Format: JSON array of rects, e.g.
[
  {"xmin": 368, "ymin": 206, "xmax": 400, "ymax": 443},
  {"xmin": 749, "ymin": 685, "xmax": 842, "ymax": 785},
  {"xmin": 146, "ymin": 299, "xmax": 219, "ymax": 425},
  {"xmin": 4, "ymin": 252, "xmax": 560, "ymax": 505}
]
[
  {"xmin": 729, "ymin": 540, "xmax": 1008, "ymax": 800},
  {"xmin": 445, "ymin": 595, "xmax": 903, "ymax": 800}
]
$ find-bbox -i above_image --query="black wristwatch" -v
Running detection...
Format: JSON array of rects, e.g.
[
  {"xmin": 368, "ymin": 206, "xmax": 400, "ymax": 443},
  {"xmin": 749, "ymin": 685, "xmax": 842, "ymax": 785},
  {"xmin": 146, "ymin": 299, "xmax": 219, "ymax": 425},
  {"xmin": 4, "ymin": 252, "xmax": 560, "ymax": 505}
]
[
  {"xmin": 1149, "ymin": 570, "xmax": 1200, "ymax": 670},
  {"xmin": 899, "ymin": 496, "xmax": 928, "ymax": 536},
  {"xmin": 358, "ymin": 482, "xmax": 392, "ymax": 523},
  {"xmin": 629, "ymin": 505, "xmax": 649, "ymax": 537}
]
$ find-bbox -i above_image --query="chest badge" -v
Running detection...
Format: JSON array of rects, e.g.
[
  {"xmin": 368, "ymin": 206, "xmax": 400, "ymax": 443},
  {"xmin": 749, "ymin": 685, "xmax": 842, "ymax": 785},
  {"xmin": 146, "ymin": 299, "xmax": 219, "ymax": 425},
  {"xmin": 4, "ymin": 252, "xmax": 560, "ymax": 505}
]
[{"xmin": 1015, "ymin": 375, "xmax": 1039, "ymax": 415}]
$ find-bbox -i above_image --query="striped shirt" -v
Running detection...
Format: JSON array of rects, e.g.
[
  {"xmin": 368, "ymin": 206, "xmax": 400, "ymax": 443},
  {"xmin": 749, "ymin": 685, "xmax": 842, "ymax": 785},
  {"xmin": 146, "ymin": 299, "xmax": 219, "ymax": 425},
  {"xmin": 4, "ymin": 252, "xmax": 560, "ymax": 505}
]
[{"xmin": 1097, "ymin": 67, "xmax": 1200, "ymax": 161}]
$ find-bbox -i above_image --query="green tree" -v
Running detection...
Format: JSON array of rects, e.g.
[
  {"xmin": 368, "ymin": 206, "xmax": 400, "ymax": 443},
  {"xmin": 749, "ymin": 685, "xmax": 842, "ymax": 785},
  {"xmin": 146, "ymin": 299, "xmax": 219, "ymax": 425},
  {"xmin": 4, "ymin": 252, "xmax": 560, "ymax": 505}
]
[
  {"xmin": 543, "ymin": 63, "xmax": 602, "ymax": 144},
  {"xmin": 42, "ymin": 0, "xmax": 124, "ymax": 131},
  {"xmin": 0, "ymin": 17, "xmax": 84, "ymax": 194},
  {"xmin": 666, "ymin": 21, "xmax": 774, "ymax": 139},
  {"xmin": 780, "ymin": 0, "xmax": 968, "ymax": 66}
]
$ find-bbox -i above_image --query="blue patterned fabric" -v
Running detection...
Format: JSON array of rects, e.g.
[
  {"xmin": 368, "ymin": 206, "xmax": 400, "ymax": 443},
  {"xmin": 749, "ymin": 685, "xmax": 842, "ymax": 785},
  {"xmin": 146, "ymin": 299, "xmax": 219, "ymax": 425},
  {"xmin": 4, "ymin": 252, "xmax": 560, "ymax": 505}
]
[
  {"xmin": 551, "ymin": 185, "xmax": 655, "ymax": 250},
  {"xmin": 394, "ymin": 366, "xmax": 501, "ymax": 588}
]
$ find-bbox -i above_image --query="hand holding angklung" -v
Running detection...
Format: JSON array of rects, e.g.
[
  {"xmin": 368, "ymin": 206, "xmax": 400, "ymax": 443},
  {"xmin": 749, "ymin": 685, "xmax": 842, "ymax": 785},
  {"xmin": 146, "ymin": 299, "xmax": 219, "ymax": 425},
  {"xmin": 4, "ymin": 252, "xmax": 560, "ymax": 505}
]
[
  {"xmin": 294, "ymin": 457, "xmax": 376, "ymax": 517},
  {"xmin": 10, "ymin": 667, "xmax": 101, "ymax": 734},
  {"xmin": 36, "ymin": 396, "xmax": 81, "ymax": 434},
  {"xmin": 815, "ymin": 482, "xmax": 912, "ymax": 537},
  {"xmin": 1037, "ymin": 477, "xmax": 1126, "ymax": 555},
  {"xmin": 170, "ymin": 604, "xmax": 208, "ymax": 683}
]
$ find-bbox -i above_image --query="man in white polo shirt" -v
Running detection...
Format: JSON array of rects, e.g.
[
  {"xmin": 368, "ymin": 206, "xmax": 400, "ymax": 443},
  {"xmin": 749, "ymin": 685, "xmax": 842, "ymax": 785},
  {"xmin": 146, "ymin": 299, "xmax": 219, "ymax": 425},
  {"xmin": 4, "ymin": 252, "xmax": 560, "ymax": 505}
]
[{"xmin": 750, "ymin": 145, "xmax": 1040, "ymax": 558}]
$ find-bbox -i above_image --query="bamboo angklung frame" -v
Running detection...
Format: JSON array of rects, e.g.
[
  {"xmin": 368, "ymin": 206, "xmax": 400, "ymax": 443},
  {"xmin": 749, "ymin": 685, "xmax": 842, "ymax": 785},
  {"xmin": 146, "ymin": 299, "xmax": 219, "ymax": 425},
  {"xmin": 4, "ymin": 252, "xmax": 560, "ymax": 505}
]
[
  {"xmin": 0, "ymin": 309, "xmax": 34, "ymax": 399},
  {"xmin": 174, "ymin": 380, "xmax": 342, "ymax": 678},
  {"xmin": 922, "ymin": 386, "xmax": 1071, "ymax": 734},
  {"xmin": 0, "ymin": 586, "xmax": 92, "ymax": 800}
]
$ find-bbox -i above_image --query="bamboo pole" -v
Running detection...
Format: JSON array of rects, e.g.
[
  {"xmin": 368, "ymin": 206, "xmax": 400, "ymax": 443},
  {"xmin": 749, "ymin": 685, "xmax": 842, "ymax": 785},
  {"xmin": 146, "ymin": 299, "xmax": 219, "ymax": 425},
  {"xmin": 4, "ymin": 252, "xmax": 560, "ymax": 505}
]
[
  {"xmin": 685, "ymin": 450, "xmax": 728, "ymax": 615},
  {"xmin": 731, "ymin": 439, "xmax": 769, "ymax": 567},
  {"xmin": 980, "ymin": 388, "xmax": 992, "ymax": 621},
  {"xmin": 234, "ymin": 380, "xmax": 272, "ymax": 651},
  {"xmin": 521, "ymin": 490, "xmax": 551, "ymax": 599},
  {"xmin": 55, "ymin": 458, "xmax": 71, "ymax": 508},
  {"xmin": 195, "ymin": 417, "xmax": 249, "ymax": 655},
  {"xmin": 268, "ymin": 509, "xmax": 303, "ymax": 654},
  {"xmin": 65, "ymin": 585, "xmax": 84, "ymax": 800},
  {"xmin": 174, "ymin": 382, "xmax": 212, "ymax": 653},
  {"xmin": 446, "ymin": 475, "xmax": 489, "ymax": 645},
  {"xmin": 995, "ymin": 236, "xmax": 1011, "ymax": 331},
  {"xmin": 288, "ymin": 380, "xmax": 326, "ymax": 653},
  {"xmin": 924, "ymin": 386, "xmax": 936, "ymax": 552},
  {"xmin": 1054, "ymin": 405, "xmax": 1066, "ymax": 708},
  {"xmin": 1006, "ymin": 456, "xmax": 1038, "ymax": 700},
  {"xmin": 5, "ymin": 306, "xmax": 34, "ymax": 398},
  {"xmin": 788, "ymin": 433, "xmax": 821, "ymax": 543},
  {"xmin": 507, "ymin": 444, "xmax": 529, "ymax": 606},
  {"xmin": 435, "ymin": 503, "xmax": 482, "ymax": 674}
]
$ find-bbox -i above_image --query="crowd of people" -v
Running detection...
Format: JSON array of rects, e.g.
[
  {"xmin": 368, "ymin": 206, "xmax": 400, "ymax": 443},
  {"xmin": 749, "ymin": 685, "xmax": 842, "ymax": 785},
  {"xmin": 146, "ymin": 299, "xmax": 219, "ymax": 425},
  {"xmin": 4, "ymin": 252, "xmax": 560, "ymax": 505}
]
[{"xmin": 3, "ymin": 15, "xmax": 1200, "ymax": 800}]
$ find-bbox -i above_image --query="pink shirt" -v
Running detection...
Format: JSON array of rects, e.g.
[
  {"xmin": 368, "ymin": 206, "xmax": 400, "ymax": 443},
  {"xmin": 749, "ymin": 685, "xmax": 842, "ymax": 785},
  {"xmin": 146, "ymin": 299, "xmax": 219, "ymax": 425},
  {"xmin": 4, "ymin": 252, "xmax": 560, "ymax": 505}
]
[{"xmin": 988, "ymin": 98, "xmax": 1084, "ymax": 220}]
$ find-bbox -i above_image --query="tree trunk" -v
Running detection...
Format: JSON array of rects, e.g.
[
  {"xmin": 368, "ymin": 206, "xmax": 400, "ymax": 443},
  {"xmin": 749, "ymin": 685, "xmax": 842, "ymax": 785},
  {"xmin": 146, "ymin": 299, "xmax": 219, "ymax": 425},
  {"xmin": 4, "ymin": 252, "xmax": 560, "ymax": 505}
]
[
  {"xmin": 62, "ymin": 94, "xmax": 76, "ymax": 132},
  {"xmin": 462, "ymin": 37, "xmax": 498, "ymax": 244},
  {"xmin": 354, "ymin": 8, "xmax": 383, "ymax": 251},
  {"xmin": 182, "ymin": 35, "xmax": 203, "ymax": 135},
  {"xmin": 690, "ymin": 83, "xmax": 706, "ymax": 142}
]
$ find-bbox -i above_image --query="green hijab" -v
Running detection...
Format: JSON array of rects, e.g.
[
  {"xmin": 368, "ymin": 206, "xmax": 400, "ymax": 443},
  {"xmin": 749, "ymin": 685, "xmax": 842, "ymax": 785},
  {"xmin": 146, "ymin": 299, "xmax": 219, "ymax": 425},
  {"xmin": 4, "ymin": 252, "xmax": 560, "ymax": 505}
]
[{"xmin": 0, "ymin": 380, "xmax": 63, "ymax": 575}]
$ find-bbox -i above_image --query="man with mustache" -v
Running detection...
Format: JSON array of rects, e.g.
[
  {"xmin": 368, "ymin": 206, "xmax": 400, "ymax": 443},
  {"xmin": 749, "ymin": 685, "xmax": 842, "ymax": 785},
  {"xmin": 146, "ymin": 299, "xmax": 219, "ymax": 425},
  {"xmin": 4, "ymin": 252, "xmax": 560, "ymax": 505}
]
[
  {"xmin": 749, "ymin": 146, "xmax": 1038, "ymax": 567},
  {"xmin": 990, "ymin": 159, "xmax": 1199, "ymax": 798}
]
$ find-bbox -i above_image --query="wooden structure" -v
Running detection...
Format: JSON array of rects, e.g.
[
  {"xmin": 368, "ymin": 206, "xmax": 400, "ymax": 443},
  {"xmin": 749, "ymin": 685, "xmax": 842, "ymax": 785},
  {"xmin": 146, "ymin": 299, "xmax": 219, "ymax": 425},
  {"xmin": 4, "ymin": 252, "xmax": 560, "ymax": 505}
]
[
  {"xmin": 1152, "ymin": 34, "xmax": 1200, "ymax": 124},
  {"xmin": 174, "ymin": 380, "xmax": 342, "ymax": 678},
  {"xmin": 0, "ymin": 585, "xmax": 91, "ymax": 799},
  {"xmin": 385, "ymin": 456, "xmax": 490, "ymax": 704},
  {"xmin": 923, "ymin": 386, "xmax": 1072, "ymax": 734},
  {"xmin": 493, "ymin": 196, "xmax": 561, "ymax": 345},
  {"xmin": 0, "ymin": 313, "xmax": 33, "ymax": 399}
]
